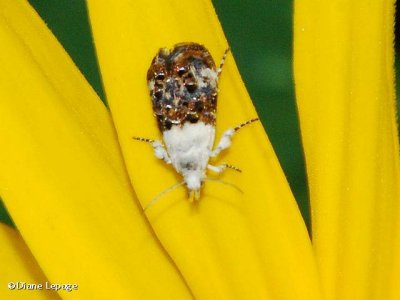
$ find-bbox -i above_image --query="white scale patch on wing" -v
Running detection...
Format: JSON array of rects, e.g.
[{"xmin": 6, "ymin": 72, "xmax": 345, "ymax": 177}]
[
  {"xmin": 163, "ymin": 122, "xmax": 215, "ymax": 190},
  {"xmin": 148, "ymin": 80, "xmax": 155, "ymax": 91},
  {"xmin": 199, "ymin": 68, "xmax": 218, "ymax": 88}
]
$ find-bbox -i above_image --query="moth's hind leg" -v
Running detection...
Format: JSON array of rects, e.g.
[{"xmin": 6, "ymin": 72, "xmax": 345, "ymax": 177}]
[
  {"xmin": 208, "ymin": 163, "xmax": 242, "ymax": 174},
  {"xmin": 132, "ymin": 137, "xmax": 171, "ymax": 164},
  {"xmin": 210, "ymin": 118, "xmax": 259, "ymax": 158}
]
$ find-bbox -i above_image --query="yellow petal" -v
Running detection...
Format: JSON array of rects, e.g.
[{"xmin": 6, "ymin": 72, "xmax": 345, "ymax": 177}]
[
  {"xmin": 0, "ymin": 1, "xmax": 191, "ymax": 298},
  {"xmin": 0, "ymin": 223, "xmax": 60, "ymax": 300},
  {"xmin": 294, "ymin": 1, "xmax": 400, "ymax": 299},
  {"xmin": 88, "ymin": 1, "xmax": 322, "ymax": 299}
]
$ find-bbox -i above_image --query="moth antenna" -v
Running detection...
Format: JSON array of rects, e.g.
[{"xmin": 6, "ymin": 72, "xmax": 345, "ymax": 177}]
[
  {"xmin": 205, "ymin": 177, "xmax": 243, "ymax": 194},
  {"xmin": 143, "ymin": 181, "xmax": 185, "ymax": 211}
]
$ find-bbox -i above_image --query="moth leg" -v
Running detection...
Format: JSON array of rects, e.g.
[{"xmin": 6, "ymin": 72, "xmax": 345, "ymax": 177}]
[
  {"xmin": 217, "ymin": 47, "xmax": 230, "ymax": 79},
  {"xmin": 208, "ymin": 164, "xmax": 242, "ymax": 174},
  {"xmin": 132, "ymin": 137, "xmax": 171, "ymax": 164},
  {"xmin": 210, "ymin": 118, "xmax": 259, "ymax": 157},
  {"xmin": 210, "ymin": 129, "xmax": 235, "ymax": 157}
]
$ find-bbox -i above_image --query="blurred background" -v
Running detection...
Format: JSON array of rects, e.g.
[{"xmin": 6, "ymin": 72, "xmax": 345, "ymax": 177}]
[{"xmin": 1, "ymin": 0, "xmax": 399, "ymax": 231}]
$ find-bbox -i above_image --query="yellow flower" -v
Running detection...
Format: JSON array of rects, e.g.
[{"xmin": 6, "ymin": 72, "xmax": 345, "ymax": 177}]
[
  {"xmin": 1, "ymin": 0, "xmax": 398, "ymax": 299},
  {"xmin": 0, "ymin": 223, "xmax": 60, "ymax": 299},
  {"xmin": 0, "ymin": 0, "xmax": 190, "ymax": 298},
  {"xmin": 294, "ymin": 0, "xmax": 400, "ymax": 299},
  {"xmin": 0, "ymin": 0, "xmax": 319, "ymax": 299}
]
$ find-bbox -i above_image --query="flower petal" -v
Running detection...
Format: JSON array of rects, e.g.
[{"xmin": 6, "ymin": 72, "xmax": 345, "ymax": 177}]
[
  {"xmin": 294, "ymin": 1, "xmax": 400, "ymax": 299},
  {"xmin": 0, "ymin": 223, "xmax": 60, "ymax": 300},
  {"xmin": 0, "ymin": 1, "xmax": 191, "ymax": 298},
  {"xmin": 88, "ymin": 1, "xmax": 322, "ymax": 298}
]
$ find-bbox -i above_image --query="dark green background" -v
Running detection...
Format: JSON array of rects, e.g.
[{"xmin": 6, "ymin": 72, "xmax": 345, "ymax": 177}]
[{"xmin": 1, "ymin": 0, "xmax": 399, "ymax": 230}]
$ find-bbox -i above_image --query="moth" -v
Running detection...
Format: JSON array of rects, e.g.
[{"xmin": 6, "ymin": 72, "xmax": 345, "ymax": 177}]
[{"xmin": 134, "ymin": 42, "xmax": 258, "ymax": 209}]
